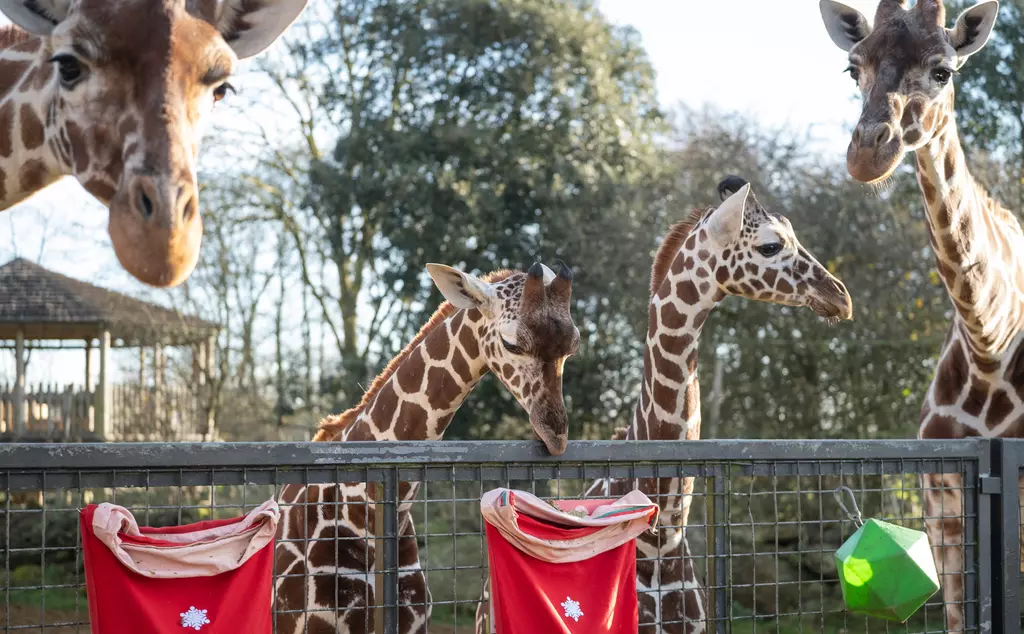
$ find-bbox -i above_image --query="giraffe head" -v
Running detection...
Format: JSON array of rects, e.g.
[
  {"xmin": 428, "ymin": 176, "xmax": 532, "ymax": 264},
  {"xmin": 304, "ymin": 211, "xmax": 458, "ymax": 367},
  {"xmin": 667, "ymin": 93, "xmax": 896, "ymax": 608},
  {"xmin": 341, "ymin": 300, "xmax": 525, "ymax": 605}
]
[
  {"xmin": 0, "ymin": 0, "xmax": 307, "ymax": 287},
  {"xmin": 819, "ymin": 0, "xmax": 998, "ymax": 183},
  {"xmin": 427, "ymin": 261, "xmax": 579, "ymax": 455},
  {"xmin": 663, "ymin": 176, "xmax": 852, "ymax": 321}
]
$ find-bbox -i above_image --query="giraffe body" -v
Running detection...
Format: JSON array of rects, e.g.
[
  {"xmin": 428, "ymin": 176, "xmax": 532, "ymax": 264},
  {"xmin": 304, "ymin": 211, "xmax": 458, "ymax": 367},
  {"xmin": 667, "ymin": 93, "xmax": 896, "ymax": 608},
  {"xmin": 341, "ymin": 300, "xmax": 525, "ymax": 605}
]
[
  {"xmin": 475, "ymin": 179, "xmax": 854, "ymax": 634},
  {"xmin": 0, "ymin": 0, "xmax": 307, "ymax": 287},
  {"xmin": 820, "ymin": 1, "xmax": 1018, "ymax": 630},
  {"xmin": 274, "ymin": 262, "xmax": 580, "ymax": 634}
]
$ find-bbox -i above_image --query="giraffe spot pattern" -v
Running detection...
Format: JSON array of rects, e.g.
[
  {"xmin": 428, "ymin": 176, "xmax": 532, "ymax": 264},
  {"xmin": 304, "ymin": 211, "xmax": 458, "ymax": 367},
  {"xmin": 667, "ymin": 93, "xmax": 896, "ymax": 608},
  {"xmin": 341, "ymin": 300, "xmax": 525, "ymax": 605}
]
[
  {"xmin": 660, "ymin": 302, "xmax": 687, "ymax": 330},
  {"xmin": 934, "ymin": 341, "xmax": 968, "ymax": 407},
  {"xmin": 19, "ymin": 103, "xmax": 42, "ymax": 150}
]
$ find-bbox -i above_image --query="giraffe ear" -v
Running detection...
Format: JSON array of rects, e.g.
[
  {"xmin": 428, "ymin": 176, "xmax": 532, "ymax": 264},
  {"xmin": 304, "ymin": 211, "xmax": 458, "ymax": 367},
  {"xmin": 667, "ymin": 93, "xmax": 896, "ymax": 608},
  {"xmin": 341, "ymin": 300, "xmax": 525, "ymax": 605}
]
[
  {"xmin": 948, "ymin": 1, "xmax": 999, "ymax": 65},
  {"xmin": 0, "ymin": 0, "xmax": 72, "ymax": 35},
  {"xmin": 426, "ymin": 264, "xmax": 499, "ymax": 313},
  {"xmin": 211, "ymin": 0, "xmax": 309, "ymax": 59},
  {"xmin": 820, "ymin": 0, "xmax": 872, "ymax": 52},
  {"xmin": 706, "ymin": 183, "xmax": 750, "ymax": 245}
]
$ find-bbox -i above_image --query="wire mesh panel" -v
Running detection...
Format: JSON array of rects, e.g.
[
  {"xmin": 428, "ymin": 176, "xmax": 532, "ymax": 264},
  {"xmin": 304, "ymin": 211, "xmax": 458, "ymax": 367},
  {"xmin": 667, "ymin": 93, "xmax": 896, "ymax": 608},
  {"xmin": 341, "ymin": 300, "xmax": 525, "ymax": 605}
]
[{"xmin": 0, "ymin": 440, "xmax": 995, "ymax": 634}]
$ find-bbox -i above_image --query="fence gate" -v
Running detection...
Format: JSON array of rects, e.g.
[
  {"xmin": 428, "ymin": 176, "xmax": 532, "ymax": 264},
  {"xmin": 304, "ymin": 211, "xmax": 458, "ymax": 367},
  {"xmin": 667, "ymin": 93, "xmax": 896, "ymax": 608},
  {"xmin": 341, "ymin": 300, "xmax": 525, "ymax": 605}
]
[{"xmin": 0, "ymin": 438, "xmax": 1016, "ymax": 633}]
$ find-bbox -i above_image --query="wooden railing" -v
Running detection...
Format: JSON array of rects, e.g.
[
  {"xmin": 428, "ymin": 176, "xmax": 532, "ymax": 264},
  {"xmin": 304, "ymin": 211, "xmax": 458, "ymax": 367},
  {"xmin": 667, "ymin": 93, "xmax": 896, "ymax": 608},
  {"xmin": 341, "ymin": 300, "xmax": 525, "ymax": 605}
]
[
  {"xmin": 0, "ymin": 382, "xmax": 212, "ymax": 441},
  {"xmin": 0, "ymin": 382, "xmax": 92, "ymax": 438},
  {"xmin": 112, "ymin": 382, "xmax": 210, "ymax": 442}
]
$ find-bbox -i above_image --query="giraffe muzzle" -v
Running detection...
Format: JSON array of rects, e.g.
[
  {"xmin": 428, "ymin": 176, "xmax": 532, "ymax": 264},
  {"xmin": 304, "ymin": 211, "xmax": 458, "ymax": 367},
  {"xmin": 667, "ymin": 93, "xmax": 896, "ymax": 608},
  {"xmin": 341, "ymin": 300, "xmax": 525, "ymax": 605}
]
[
  {"xmin": 109, "ymin": 173, "xmax": 203, "ymax": 288},
  {"xmin": 809, "ymin": 276, "xmax": 854, "ymax": 321},
  {"xmin": 531, "ymin": 401, "xmax": 569, "ymax": 456},
  {"xmin": 847, "ymin": 121, "xmax": 904, "ymax": 184}
]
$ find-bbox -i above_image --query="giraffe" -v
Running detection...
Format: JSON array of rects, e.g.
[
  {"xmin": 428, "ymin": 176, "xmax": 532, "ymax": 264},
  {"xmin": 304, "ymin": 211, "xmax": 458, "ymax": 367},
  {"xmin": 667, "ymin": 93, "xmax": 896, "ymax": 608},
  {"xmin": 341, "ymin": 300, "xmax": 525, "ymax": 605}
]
[
  {"xmin": 819, "ymin": 0, "xmax": 1016, "ymax": 629},
  {"xmin": 475, "ymin": 177, "xmax": 854, "ymax": 634},
  {"xmin": 274, "ymin": 260, "xmax": 580, "ymax": 634},
  {"xmin": 0, "ymin": 0, "xmax": 307, "ymax": 287}
]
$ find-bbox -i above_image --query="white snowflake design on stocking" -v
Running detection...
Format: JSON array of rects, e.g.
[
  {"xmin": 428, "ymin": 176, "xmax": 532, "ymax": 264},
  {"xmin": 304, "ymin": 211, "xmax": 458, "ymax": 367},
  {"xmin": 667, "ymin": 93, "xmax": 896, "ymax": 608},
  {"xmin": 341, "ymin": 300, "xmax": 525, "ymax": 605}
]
[
  {"xmin": 179, "ymin": 606, "xmax": 211, "ymax": 630},
  {"xmin": 561, "ymin": 596, "xmax": 583, "ymax": 622}
]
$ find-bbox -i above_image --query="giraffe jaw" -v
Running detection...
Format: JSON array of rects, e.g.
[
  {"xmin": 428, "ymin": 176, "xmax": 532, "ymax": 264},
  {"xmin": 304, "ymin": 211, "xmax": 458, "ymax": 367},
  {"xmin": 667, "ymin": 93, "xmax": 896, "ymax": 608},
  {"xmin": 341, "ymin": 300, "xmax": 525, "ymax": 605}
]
[{"xmin": 809, "ymin": 296, "xmax": 854, "ymax": 322}]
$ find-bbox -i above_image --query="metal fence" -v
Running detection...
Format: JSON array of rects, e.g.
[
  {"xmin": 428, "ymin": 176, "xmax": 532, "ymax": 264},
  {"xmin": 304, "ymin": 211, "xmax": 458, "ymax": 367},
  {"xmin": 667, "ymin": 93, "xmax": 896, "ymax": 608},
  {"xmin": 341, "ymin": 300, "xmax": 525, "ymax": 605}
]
[{"xmin": 0, "ymin": 439, "xmax": 1019, "ymax": 633}]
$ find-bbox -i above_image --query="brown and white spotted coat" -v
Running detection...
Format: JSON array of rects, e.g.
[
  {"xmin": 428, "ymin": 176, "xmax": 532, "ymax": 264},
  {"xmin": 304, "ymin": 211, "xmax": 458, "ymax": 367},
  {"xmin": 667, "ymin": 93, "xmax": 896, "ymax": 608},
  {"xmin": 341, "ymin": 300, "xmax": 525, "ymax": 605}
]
[
  {"xmin": 821, "ymin": 0, "xmax": 1016, "ymax": 630},
  {"xmin": 274, "ymin": 262, "xmax": 580, "ymax": 634},
  {"xmin": 0, "ymin": 0, "xmax": 306, "ymax": 287},
  {"xmin": 475, "ymin": 179, "xmax": 854, "ymax": 634}
]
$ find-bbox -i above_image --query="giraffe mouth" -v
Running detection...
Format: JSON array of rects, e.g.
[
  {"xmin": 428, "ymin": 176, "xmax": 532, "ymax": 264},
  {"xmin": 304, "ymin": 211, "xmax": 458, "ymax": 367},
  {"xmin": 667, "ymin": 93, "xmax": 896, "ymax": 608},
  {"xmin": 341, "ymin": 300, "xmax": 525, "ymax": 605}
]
[{"xmin": 809, "ymin": 297, "xmax": 853, "ymax": 322}]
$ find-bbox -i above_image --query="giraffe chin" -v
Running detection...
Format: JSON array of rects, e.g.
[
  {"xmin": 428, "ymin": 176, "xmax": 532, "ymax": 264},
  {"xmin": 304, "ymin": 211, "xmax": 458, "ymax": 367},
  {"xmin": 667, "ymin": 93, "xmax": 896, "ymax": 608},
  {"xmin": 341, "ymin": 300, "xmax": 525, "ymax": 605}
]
[
  {"xmin": 108, "ymin": 202, "xmax": 203, "ymax": 288},
  {"xmin": 846, "ymin": 141, "xmax": 903, "ymax": 185}
]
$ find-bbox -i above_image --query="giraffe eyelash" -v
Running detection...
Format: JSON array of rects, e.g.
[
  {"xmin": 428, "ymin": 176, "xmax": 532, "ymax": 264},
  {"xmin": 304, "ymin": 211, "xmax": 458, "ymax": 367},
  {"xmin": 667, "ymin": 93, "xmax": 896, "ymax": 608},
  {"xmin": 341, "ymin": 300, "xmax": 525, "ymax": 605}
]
[{"xmin": 500, "ymin": 337, "xmax": 524, "ymax": 356}]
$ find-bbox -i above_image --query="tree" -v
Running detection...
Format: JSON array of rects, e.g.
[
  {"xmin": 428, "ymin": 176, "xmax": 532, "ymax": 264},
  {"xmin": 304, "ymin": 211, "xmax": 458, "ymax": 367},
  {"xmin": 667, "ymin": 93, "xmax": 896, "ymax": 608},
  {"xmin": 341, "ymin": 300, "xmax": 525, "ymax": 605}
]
[
  {"xmin": 949, "ymin": 0, "xmax": 1024, "ymax": 207},
  {"xmin": 251, "ymin": 0, "xmax": 670, "ymax": 437}
]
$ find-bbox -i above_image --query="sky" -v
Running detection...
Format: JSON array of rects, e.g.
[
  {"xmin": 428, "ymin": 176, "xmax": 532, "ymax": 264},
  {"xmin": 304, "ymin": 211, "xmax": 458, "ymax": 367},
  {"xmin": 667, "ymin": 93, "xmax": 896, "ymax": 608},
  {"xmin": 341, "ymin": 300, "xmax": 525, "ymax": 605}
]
[{"xmin": 0, "ymin": 0, "xmax": 882, "ymax": 386}]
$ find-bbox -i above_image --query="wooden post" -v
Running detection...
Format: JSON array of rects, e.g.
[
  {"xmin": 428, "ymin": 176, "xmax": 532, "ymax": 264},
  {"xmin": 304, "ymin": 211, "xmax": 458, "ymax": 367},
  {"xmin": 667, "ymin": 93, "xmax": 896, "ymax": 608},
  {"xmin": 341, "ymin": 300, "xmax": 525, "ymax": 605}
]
[
  {"xmin": 97, "ymin": 330, "xmax": 112, "ymax": 439},
  {"xmin": 203, "ymin": 335, "xmax": 216, "ymax": 440},
  {"xmin": 61, "ymin": 385, "xmax": 72, "ymax": 439},
  {"xmin": 154, "ymin": 344, "xmax": 165, "ymax": 432},
  {"xmin": 14, "ymin": 329, "xmax": 26, "ymax": 435},
  {"xmin": 85, "ymin": 339, "xmax": 94, "ymax": 433}
]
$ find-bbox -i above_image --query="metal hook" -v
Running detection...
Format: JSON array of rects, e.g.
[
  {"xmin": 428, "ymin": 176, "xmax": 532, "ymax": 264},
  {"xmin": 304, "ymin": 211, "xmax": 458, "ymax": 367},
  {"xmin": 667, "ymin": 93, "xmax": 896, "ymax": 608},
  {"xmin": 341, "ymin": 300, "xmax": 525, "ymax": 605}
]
[{"xmin": 833, "ymin": 485, "xmax": 864, "ymax": 527}]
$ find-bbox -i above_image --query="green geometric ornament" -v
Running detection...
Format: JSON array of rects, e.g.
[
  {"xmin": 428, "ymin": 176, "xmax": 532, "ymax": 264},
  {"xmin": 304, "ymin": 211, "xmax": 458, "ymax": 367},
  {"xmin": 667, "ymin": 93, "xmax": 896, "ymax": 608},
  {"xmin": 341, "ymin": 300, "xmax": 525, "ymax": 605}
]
[{"xmin": 834, "ymin": 518, "xmax": 940, "ymax": 622}]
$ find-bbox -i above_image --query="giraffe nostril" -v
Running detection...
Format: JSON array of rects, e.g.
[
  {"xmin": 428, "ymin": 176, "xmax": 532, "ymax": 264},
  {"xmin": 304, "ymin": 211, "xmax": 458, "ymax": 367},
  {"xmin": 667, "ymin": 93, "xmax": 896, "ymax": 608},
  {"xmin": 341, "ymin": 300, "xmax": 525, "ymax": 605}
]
[
  {"xmin": 138, "ymin": 189, "xmax": 153, "ymax": 220},
  {"xmin": 873, "ymin": 126, "xmax": 890, "ymax": 147}
]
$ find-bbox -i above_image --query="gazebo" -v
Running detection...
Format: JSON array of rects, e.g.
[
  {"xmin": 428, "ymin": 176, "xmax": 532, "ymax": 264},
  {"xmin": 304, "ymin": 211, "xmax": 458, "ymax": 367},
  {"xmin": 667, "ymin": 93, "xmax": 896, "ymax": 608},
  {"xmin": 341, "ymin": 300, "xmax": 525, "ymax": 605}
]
[{"xmin": 0, "ymin": 258, "xmax": 220, "ymax": 441}]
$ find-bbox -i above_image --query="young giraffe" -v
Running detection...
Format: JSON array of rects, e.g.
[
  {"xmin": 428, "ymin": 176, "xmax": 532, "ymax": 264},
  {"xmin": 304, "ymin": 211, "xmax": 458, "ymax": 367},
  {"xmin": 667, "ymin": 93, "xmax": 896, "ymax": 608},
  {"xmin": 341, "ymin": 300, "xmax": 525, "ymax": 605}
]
[
  {"xmin": 0, "ymin": 0, "xmax": 307, "ymax": 287},
  {"xmin": 274, "ymin": 261, "xmax": 580, "ymax": 634},
  {"xmin": 475, "ymin": 177, "xmax": 854, "ymax": 634},
  {"xmin": 820, "ymin": 1, "xmax": 1015, "ymax": 630}
]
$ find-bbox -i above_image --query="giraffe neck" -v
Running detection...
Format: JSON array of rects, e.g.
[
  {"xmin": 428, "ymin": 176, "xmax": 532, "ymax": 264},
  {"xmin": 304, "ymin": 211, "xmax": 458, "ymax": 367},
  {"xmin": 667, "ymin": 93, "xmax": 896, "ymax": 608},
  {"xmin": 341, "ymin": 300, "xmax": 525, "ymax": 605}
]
[
  {"xmin": 913, "ymin": 115, "xmax": 1024, "ymax": 363},
  {"xmin": 630, "ymin": 249, "xmax": 718, "ymax": 442},
  {"xmin": 324, "ymin": 307, "xmax": 490, "ymax": 442},
  {"xmin": 0, "ymin": 30, "xmax": 67, "ymax": 208}
]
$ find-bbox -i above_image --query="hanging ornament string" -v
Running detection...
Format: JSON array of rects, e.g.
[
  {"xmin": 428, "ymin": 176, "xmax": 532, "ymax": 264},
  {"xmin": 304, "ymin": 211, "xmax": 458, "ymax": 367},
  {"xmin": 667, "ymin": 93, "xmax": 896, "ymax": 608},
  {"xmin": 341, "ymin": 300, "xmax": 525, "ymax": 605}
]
[{"xmin": 833, "ymin": 485, "xmax": 864, "ymax": 528}]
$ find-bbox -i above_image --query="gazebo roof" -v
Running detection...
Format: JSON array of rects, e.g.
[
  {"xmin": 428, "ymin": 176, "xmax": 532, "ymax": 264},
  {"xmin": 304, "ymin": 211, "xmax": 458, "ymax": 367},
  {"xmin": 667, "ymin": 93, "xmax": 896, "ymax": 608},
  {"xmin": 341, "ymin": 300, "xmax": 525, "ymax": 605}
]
[{"xmin": 0, "ymin": 258, "xmax": 218, "ymax": 345}]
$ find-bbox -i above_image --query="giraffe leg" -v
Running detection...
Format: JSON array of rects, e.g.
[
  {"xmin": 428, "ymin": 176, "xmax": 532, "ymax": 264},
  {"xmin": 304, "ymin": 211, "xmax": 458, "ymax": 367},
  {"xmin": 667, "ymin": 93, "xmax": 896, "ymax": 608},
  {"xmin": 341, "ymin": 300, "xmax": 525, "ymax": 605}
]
[
  {"xmin": 397, "ymin": 512, "xmax": 430, "ymax": 634},
  {"xmin": 678, "ymin": 476, "xmax": 708, "ymax": 634},
  {"xmin": 923, "ymin": 472, "xmax": 966, "ymax": 633},
  {"xmin": 474, "ymin": 582, "xmax": 491, "ymax": 634}
]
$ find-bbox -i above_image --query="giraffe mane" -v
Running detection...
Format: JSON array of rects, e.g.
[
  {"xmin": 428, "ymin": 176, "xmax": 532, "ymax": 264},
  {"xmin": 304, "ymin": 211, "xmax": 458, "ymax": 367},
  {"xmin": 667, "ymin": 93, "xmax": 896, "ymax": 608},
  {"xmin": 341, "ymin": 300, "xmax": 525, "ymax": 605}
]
[
  {"xmin": 0, "ymin": 26, "xmax": 32, "ymax": 51},
  {"xmin": 314, "ymin": 268, "xmax": 518, "ymax": 441},
  {"xmin": 649, "ymin": 207, "xmax": 711, "ymax": 296}
]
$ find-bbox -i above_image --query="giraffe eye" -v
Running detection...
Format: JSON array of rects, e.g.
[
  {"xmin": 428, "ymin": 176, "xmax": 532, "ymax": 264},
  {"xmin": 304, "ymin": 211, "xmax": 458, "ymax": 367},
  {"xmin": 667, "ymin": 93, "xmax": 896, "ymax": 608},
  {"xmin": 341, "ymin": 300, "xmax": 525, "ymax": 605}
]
[
  {"xmin": 845, "ymin": 65, "xmax": 860, "ymax": 82},
  {"xmin": 931, "ymin": 68, "xmax": 953, "ymax": 85},
  {"xmin": 500, "ymin": 337, "xmax": 524, "ymax": 356},
  {"xmin": 756, "ymin": 243, "xmax": 783, "ymax": 257},
  {"xmin": 213, "ymin": 82, "xmax": 235, "ymax": 103},
  {"xmin": 49, "ymin": 54, "xmax": 84, "ymax": 88}
]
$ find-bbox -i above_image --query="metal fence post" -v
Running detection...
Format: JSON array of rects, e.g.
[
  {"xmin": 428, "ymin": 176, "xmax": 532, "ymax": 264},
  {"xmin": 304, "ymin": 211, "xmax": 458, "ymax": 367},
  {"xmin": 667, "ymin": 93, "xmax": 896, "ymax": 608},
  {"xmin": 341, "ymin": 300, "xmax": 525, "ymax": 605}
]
[
  {"xmin": 972, "ymin": 439, "xmax": 994, "ymax": 632},
  {"xmin": 371, "ymin": 468, "xmax": 401, "ymax": 634},
  {"xmin": 382, "ymin": 467, "xmax": 400, "ymax": 634},
  {"xmin": 995, "ymin": 439, "xmax": 1022, "ymax": 634},
  {"xmin": 713, "ymin": 467, "xmax": 727, "ymax": 632}
]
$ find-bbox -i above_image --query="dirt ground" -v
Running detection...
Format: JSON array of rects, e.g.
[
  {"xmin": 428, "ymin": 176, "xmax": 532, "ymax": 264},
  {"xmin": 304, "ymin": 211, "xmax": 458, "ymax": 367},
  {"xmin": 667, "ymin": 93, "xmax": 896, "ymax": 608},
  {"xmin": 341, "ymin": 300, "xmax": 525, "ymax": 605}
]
[{"xmin": 0, "ymin": 604, "xmax": 88, "ymax": 632}]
